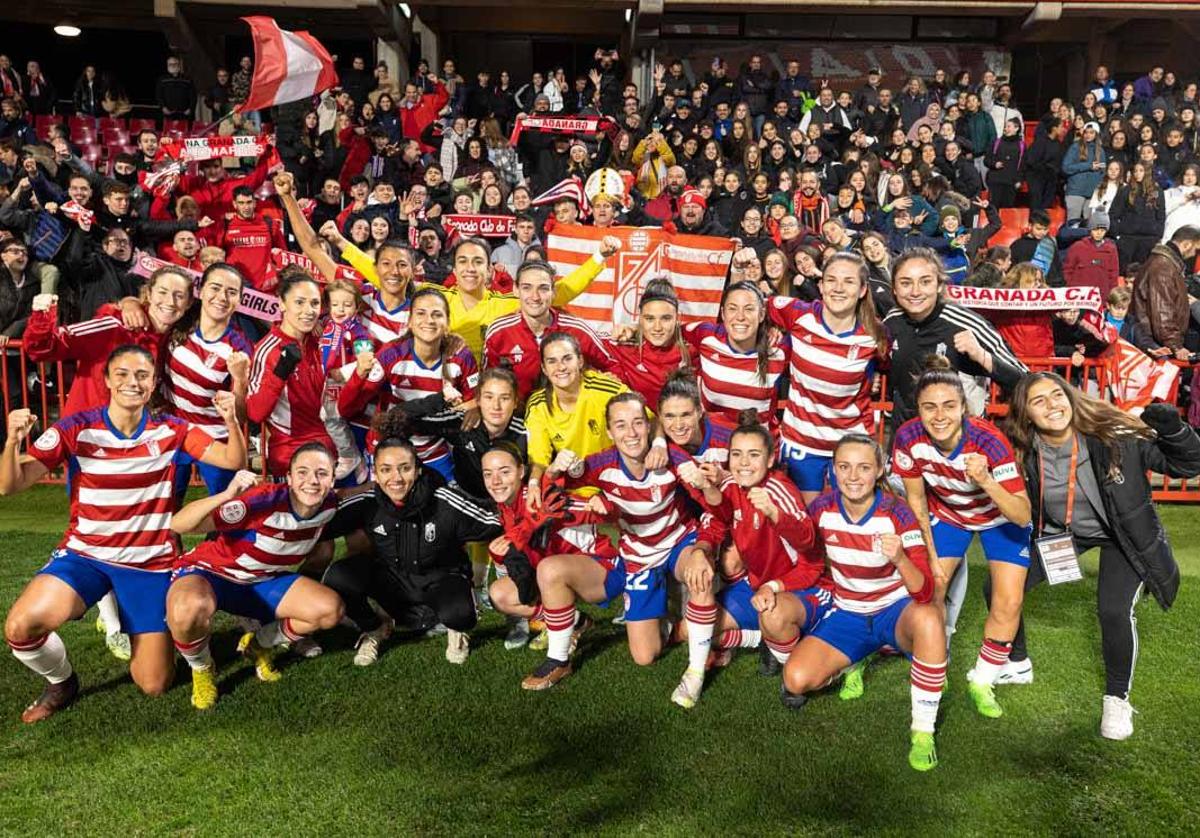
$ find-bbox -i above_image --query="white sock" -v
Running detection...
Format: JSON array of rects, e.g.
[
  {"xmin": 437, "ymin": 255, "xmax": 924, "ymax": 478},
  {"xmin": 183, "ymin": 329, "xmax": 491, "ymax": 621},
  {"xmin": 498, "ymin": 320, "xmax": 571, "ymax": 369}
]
[
  {"xmin": 684, "ymin": 601, "xmax": 717, "ymax": 672},
  {"xmin": 10, "ymin": 632, "xmax": 73, "ymax": 683},
  {"xmin": 910, "ymin": 657, "xmax": 947, "ymax": 734},
  {"xmin": 174, "ymin": 637, "xmax": 213, "ymax": 671},
  {"xmin": 254, "ymin": 620, "xmax": 296, "ymax": 649},
  {"xmin": 543, "ymin": 605, "xmax": 576, "ymax": 662},
  {"xmin": 97, "ymin": 592, "xmax": 121, "ymax": 635},
  {"xmin": 717, "ymin": 628, "xmax": 762, "ymax": 649},
  {"xmin": 943, "ymin": 561, "xmax": 969, "ymax": 646}
]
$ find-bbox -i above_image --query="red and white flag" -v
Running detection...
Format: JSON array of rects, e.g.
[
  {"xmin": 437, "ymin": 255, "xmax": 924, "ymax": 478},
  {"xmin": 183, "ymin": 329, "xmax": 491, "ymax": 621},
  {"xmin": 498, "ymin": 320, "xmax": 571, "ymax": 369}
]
[
  {"xmin": 1105, "ymin": 338, "xmax": 1181, "ymax": 411},
  {"xmin": 238, "ymin": 16, "xmax": 339, "ymax": 113},
  {"xmin": 546, "ymin": 224, "xmax": 734, "ymax": 336}
]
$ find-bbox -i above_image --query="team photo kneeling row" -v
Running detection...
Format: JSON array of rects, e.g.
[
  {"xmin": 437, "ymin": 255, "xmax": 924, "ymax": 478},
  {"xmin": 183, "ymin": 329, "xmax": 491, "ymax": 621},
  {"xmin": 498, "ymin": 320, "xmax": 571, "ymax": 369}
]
[{"xmin": 1, "ymin": 247, "xmax": 1196, "ymax": 776}]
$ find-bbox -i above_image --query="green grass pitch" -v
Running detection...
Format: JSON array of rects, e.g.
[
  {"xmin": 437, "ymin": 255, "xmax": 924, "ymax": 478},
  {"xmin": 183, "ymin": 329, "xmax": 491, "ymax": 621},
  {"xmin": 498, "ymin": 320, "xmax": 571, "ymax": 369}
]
[{"xmin": 0, "ymin": 484, "xmax": 1198, "ymax": 835}]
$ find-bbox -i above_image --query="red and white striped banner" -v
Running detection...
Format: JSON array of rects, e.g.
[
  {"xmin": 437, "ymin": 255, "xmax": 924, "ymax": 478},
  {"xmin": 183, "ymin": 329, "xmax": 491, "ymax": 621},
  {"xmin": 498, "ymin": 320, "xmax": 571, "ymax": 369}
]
[
  {"xmin": 547, "ymin": 224, "xmax": 734, "ymax": 336},
  {"xmin": 270, "ymin": 248, "xmax": 365, "ymax": 284},
  {"xmin": 239, "ymin": 16, "xmax": 339, "ymax": 113},
  {"xmin": 946, "ymin": 285, "xmax": 1103, "ymax": 311},
  {"xmin": 508, "ymin": 114, "xmax": 619, "ymax": 146},
  {"xmin": 442, "ymin": 214, "xmax": 515, "ymax": 238}
]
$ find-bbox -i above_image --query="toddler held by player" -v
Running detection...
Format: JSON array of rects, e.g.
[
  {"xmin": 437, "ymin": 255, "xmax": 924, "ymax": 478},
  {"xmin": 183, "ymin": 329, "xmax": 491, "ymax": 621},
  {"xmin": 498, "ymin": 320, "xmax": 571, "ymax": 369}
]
[{"xmin": 319, "ymin": 280, "xmax": 373, "ymax": 483}]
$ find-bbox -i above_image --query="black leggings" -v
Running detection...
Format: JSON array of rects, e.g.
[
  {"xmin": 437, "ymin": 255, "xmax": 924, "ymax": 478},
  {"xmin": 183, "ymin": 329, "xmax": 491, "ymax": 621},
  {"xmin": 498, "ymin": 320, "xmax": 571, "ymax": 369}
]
[
  {"xmin": 987, "ymin": 180, "xmax": 1018, "ymax": 209},
  {"xmin": 324, "ymin": 555, "xmax": 478, "ymax": 633},
  {"xmin": 983, "ymin": 537, "xmax": 1145, "ymax": 698}
]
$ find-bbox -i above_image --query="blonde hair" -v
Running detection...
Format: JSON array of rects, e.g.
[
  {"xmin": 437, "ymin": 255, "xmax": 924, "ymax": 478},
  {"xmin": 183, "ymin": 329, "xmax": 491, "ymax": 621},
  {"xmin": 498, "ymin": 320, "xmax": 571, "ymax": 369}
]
[
  {"xmin": 1001, "ymin": 262, "xmax": 1044, "ymax": 290},
  {"xmin": 1107, "ymin": 286, "xmax": 1132, "ymax": 308},
  {"xmin": 324, "ymin": 278, "xmax": 365, "ymax": 315}
]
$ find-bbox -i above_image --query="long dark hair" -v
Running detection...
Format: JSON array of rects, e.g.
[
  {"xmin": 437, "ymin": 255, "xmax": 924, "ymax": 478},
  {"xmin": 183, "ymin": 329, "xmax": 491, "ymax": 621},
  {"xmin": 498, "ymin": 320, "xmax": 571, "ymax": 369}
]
[
  {"xmin": 1005, "ymin": 372, "xmax": 1153, "ymax": 471},
  {"xmin": 170, "ymin": 262, "xmax": 244, "ymax": 348},
  {"xmin": 402, "ymin": 287, "xmax": 458, "ymax": 381},
  {"xmin": 719, "ymin": 281, "xmax": 774, "ymax": 382}
]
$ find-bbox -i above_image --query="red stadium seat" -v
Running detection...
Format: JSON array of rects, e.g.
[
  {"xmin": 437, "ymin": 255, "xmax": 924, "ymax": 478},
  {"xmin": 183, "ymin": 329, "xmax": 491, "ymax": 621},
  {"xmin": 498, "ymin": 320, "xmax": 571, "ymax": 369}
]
[
  {"xmin": 101, "ymin": 126, "xmax": 130, "ymax": 146},
  {"xmin": 80, "ymin": 143, "xmax": 103, "ymax": 169},
  {"xmin": 35, "ymin": 115, "xmax": 64, "ymax": 136},
  {"xmin": 1046, "ymin": 206, "xmax": 1066, "ymax": 236},
  {"xmin": 69, "ymin": 116, "xmax": 97, "ymax": 143},
  {"xmin": 98, "ymin": 116, "xmax": 127, "ymax": 132},
  {"xmin": 163, "ymin": 118, "xmax": 191, "ymax": 136},
  {"xmin": 989, "ymin": 207, "xmax": 1029, "ymax": 248},
  {"xmin": 1023, "ymin": 120, "xmax": 1038, "ymax": 147},
  {"xmin": 128, "ymin": 118, "xmax": 157, "ymax": 134}
]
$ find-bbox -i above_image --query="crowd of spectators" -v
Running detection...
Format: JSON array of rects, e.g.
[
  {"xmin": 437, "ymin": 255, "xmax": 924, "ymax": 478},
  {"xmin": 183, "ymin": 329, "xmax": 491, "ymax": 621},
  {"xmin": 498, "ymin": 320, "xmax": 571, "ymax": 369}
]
[{"xmin": 2, "ymin": 47, "xmax": 1200, "ymax": 387}]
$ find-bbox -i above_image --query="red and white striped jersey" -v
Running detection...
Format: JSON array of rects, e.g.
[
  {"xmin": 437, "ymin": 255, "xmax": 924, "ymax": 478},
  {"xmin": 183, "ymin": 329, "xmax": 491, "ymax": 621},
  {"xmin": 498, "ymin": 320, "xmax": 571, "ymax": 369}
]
[
  {"xmin": 179, "ymin": 483, "xmax": 338, "ymax": 582},
  {"xmin": 166, "ymin": 325, "xmax": 254, "ymax": 440},
  {"xmin": 768, "ymin": 297, "xmax": 881, "ymax": 455},
  {"xmin": 247, "ymin": 327, "xmax": 334, "ymax": 477},
  {"xmin": 484, "ymin": 310, "xmax": 612, "ymax": 400},
  {"xmin": 681, "ymin": 321, "xmax": 787, "ymax": 432},
  {"xmin": 891, "ymin": 416, "xmax": 1027, "ymax": 531},
  {"xmin": 572, "ymin": 445, "xmax": 697, "ymax": 572},
  {"xmin": 361, "ymin": 288, "xmax": 411, "ymax": 344},
  {"xmin": 339, "ymin": 336, "xmax": 479, "ymax": 463},
  {"xmin": 808, "ymin": 489, "xmax": 933, "ymax": 613},
  {"xmin": 29, "ymin": 407, "xmax": 214, "ymax": 570},
  {"xmin": 705, "ymin": 473, "xmax": 824, "ymax": 591}
]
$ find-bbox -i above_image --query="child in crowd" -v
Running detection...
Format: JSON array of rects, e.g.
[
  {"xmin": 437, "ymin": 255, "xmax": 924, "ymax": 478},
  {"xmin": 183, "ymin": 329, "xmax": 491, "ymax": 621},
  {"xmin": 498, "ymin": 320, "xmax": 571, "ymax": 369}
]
[{"xmin": 319, "ymin": 279, "xmax": 373, "ymax": 483}]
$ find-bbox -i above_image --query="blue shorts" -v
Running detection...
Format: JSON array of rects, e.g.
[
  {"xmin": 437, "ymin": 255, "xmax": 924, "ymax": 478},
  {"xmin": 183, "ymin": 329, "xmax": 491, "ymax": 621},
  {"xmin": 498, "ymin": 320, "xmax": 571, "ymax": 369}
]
[
  {"xmin": 780, "ymin": 443, "xmax": 832, "ymax": 493},
  {"xmin": 719, "ymin": 579, "xmax": 832, "ymax": 631},
  {"xmin": 621, "ymin": 532, "xmax": 698, "ymax": 622},
  {"xmin": 172, "ymin": 567, "xmax": 301, "ymax": 624},
  {"xmin": 39, "ymin": 549, "xmax": 170, "ymax": 635},
  {"xmin": 173, "ymin": 452, "xmax": 237, "ymax": 500},
  {"xmin": 424, "ymin": 452, "xmax": 456, "ymax": 485},
  {"xmin": 595, "ymin": 559, "xmax": 627, "ymax": 608},
  {"xmin": 811, "ymin": 596, "xmax": 914, "ymax": 664},
  {"xmin": 931, "ymin": 519, "xmax": 1033, "ymax": 568}
]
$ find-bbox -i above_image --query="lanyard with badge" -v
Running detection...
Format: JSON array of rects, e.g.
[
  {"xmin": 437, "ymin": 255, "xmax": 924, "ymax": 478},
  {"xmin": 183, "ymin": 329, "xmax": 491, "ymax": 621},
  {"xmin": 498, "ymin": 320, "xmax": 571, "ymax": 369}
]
[{"xmin": 1034, "ymin": 436, "xmax": 1085, "ymax": 584}]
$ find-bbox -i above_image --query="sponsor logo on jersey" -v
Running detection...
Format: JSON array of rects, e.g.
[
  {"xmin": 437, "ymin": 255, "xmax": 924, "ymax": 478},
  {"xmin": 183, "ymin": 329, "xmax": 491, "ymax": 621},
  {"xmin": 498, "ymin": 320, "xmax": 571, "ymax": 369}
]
[
  {"xmin": 220, "ymin": 500, "xmax": 247, "ymax": 524},
  {"xmin": 826, "ymin": 532, "xmax": 839, "ymax": 544},
  {"xmin": 373, "ymin": 524, "xmax": 387, "ymax": 535},
  {"xmin": 424, "ymin": 522, "xmax": 436, "ymax": 543},
  {"xmin": 894, "ymin": 450, "xmax": 913, "ymax": 471},
  {"xmin": 34, "ymin": 428, "xmax": 60, "ymax": 451},
  {"xmin": 992, "ymin": 462, "xmax": 1018, "ymax": 481}
]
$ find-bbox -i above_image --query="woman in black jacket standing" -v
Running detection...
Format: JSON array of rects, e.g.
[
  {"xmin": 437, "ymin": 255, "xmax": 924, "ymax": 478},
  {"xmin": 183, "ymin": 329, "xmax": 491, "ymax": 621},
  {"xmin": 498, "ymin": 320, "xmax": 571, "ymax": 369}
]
[
  {"xmin": 1111, "ymin": 161, "xmax": 1166, "ymax": 272},
  {"xmin": 1000, "ymin": 373, "xmax": 1200, "ymax": 740},
  {"xmin": 321, "ymin": 436, "xmax": 502, "ymax": 667},
  {"xmin": 985, "ymin": 117, "xmax": 1025, "ymax": 209}
]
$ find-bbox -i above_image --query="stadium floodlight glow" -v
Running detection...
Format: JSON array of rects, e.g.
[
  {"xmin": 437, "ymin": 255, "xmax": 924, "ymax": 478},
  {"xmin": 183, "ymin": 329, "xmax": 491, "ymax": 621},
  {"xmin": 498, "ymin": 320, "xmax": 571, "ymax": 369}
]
[
  {"xmin": 399, "ymin": 3, "xmax": 412, "ymax": 19},
  {"xmin": 54, "ymin": 23, "xmax": 82, "ymax": 37},
  {"xmin": 625, "ymin": 9, "xmax": 632, "ymax": 23}
]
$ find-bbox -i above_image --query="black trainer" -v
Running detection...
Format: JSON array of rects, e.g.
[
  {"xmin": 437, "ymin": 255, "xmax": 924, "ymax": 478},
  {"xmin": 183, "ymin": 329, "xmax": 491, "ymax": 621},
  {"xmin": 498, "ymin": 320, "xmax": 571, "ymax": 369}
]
[
  {"xmin": 759, "ymin": 643, "xmax": 782, "ymax": 677},
  {"xmin": 780, "ymin": 682, "xmax": 809, "ymax": 711}
]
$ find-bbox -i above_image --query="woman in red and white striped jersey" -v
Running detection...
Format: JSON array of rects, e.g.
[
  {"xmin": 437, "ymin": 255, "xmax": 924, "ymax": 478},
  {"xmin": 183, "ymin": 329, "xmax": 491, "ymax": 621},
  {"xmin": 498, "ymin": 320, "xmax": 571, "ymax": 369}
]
[
  {"xmin": 766, "ymin": 252, "xmax": 890, "ymax": 504},
  {"xmin": 166, "ymin": 263, "xmax": 253, "ymax": 498},
  {"xmin": 681, "ymin": 281, "xmax": 787, "ymax": 435},
  {"xmin": 787, "ymin": 434, "xmax": 946, "ymax": 772}
]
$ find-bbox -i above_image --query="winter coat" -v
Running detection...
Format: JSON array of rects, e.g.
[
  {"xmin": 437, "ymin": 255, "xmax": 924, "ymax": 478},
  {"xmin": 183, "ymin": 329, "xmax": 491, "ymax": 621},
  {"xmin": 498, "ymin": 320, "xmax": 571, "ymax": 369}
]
[
  {"xmin": 1061, "ymin": 141, "xmax": 1107, "ymax": 198},
  {"xmin": 1063, "ymin": 237, "xmax": 1120, "ymax": 299},
  {"xmin": 985, "ymin": 134, "xmax": 1025, "ymax": 187},
  {"xmin": 1111, "ymin": 186, "xmax": 1166, "ymax": 239},
  {"xmin": 1021, "ymin": 403, "xmax": 1200, "ymax": 609},
  {"xmin": 1130, "ymin": 242, "xmax": 1190, "ymax": 349}
]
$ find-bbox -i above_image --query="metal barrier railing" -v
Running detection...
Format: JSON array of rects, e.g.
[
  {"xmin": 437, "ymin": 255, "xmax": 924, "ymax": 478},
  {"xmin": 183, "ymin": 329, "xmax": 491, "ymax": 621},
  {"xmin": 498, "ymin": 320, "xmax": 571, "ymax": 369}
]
[{"xmin": 1, "ymin": 340, "xmax": 1196, "ymax": 500}]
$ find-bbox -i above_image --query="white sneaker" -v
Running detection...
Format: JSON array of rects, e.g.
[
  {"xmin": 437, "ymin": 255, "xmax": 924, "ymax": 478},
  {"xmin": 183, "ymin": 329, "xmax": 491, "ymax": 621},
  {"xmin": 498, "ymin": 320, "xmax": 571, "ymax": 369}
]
[
  {"xmin": 1100, "ymin": 695, "xmax": 1136, "ymax": 740},
  {"xmin": 289, "ymin": 637, "xmax": 323, "ymax": 658},
  {"xmin": 105, "ymin": 631, "xmax": 131, "ymax": 662},
  {"xmin": 353, "ymin": 628, "xmax": 387, "ymax": 666},
  {"xmin": 504, "ymin": 618, "xmax": 530, "ymax": 650},
  {"xmin": 670, "ymin": 667, "xmax": 705, "ymax": 709},
  {"xmin": 446, "ymin": 630, "xmax": 470, "ymax": 665},
  {"xmin": 995, "ymin": 658, "xmax": 1034, "ymax": 685},
  {"xmin": 425, "ymin": 622, "xmax": 449, "ymax": 638}
]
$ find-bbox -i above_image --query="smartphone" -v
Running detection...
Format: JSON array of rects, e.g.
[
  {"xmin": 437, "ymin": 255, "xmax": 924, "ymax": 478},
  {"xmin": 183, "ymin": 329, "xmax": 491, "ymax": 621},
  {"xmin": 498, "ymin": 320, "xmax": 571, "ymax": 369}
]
[
  {"xmin": 353, "ymin": 339, "xmax": 373, "ymax": 355},
  {"xmin": 652, "ymin": 121, "xmax": 662, "ymax": 132}
]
